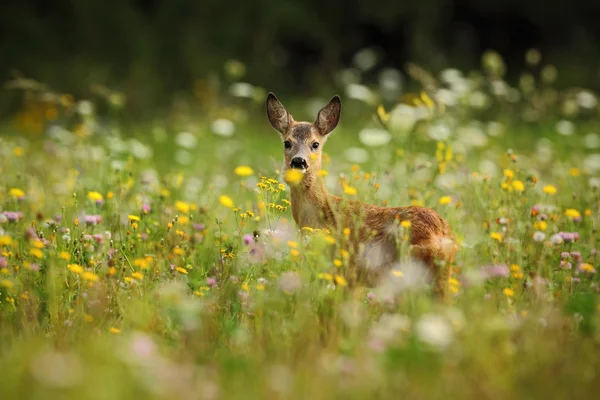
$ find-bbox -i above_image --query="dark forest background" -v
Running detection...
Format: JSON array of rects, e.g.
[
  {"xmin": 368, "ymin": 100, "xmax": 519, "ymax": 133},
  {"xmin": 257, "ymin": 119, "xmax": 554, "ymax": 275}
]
[{"xmin": 1, "ymin": 0, "xmax": 600, "ymax": 119}]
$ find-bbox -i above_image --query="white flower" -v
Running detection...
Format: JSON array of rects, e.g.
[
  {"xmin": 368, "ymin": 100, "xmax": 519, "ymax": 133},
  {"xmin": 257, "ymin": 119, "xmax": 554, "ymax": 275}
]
[
  {"xmin": 128, "ymin": 139, "xmax": 153, "ymax": 160},
  {"xmin": 388, "ymin": 104, "xmax": 416, "ymax": 133},
  {"xmin": 352, "ymin": 48, "xmax": 378, "ymax": 71},
  {"xmin": 229, "ymin": 82, "xmax": 255, "ymax": 98},
  {"xmin": 556, "ymin": 120, "xmax": 575, "ymax": 136},
  {"xmin": 211, "ymin": 119, "xmax": 236, "ymax": 137},
  {"xmin": 77, "ymin": 100, "xmax": 94, "ymax": 116},
  {"xmin": 345, "ymin": 83, "xmax": 376, "ymax": 104},
  {"xmin": 359, "ymin": 128, "xmax": 392, "ymax": 147},
  {"xmin": 415, "ymin": 314, "xmax": 453, "ymax": 349},
  {"xmin": 583, "ymin": 154, "xmax": 600, "ymax": 173},
  {"xmin": 550, "ymin": 234, "xmax": 564, "ymax": 245},
  {"xmin": 584, "ymin": 133, "xmax": 600, "ymax": 149},
  {"xmin": 175, "ymin": 131, "xmax": 198, "ymax": 149},
  {"xmin": 428, "ymin": 121, "xmax": 452, "ymax": 141},
  {"xmin": 533, "ymin": 231, "xmax": 546, "ymax": 242},
  {"xmin": 576, "ymin": 90, "xmax": 597, "ymax": 109}
]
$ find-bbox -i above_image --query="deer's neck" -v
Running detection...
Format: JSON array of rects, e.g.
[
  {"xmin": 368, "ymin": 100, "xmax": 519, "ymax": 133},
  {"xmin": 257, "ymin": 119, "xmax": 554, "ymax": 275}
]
[{"xmin": 289, "ymin": 175, "xmax": 335, "ymax": 230}]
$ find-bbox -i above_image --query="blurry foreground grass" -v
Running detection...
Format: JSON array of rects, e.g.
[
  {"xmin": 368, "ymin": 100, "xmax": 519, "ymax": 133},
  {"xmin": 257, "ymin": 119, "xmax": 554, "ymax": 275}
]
[{"xmin": 1, "ymin": 55, "xmax": 600, "ymax": 399}]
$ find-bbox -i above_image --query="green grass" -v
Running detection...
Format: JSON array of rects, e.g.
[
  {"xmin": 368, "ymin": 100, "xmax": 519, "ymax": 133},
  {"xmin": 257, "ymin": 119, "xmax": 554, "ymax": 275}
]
[{"xmin": 1, "ymin": 69, "xmax": 600, "ymax": 399}]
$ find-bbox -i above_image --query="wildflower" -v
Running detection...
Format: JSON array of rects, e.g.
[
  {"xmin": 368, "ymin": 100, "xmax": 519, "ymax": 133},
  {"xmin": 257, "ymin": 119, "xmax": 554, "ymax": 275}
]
[
  {"xmin": 29, "ymin": 248, "xmax": 44, "ymax": 259},
  {"xmin": 82, "ymin": 271, "xmax": 99, "ymax": 281},
  {"xmin": 234, "ymin": 166, "xmax": 254, "ymax": 177},
  {"xmin": 67, "ymin": 264, "xmax": 84, "ymax": 274},
  {"xmin": 391, "ymin": 270, "xmax": 404, "ymax": 277},
  {"xmin": 219, "ymin": 195, "xmax": 234, "ymax": 208},
  {"xmin": 128, "ymin": 215, "xmax": 140, "ymax": 222},
  {"xmin": 175, "ymin": 201, "xmax": 190, "ymax": 214},
  {"xmin": 558, "ymin": 232, "xmax": 580, "ymax": 243},
  {"xmin": 503, "ymin": 169, "xmax": 514, "ymax": 179},
  {"xmin": 560, "ymin": 260, "xmax": 573, "ymax": 270},
  {"xmin": 278, "ymin": 272, "xmax": 302, "ymax": 294},
  {"xmin": 334, "ymin": 275, "xmax": 347, "ymax": 286},
  {"xmin": 0, "ymin": 279, "xmax": 14, "ymax": 289},
  {"xmin": 490, "ymin": 232, "xmax": 503, "ymax": 242},
  {"xmin": 550, "ymin": 234, "xmax": 564, "ymax": 245},
  {"xmin": 343, "ymin": 185, "xmax": 357, "ymax": 196},
  {"xmin": 400, "ymin": 220, "xmax": 412, "ymax": 228},
  {"xmin": 287, "ymin": 240, "xmax": 298, "ymax": 248},
  {"xmin": 0, "ymin": 257, "xmax": 7, "ymax": 268},
  {"xmin": 84, "ymin": 215, "xmax": 102, "ymax": 226},
  {"xmin": 131, "ymin": 272, "xmax": 144, "ymax": 280},
  {"xmin": 87, "ymin": 191, "xmax": 103, "ymax": 202},
  {"xmin": 317, "ymin": 272, "xmax": 333, "ymax": 281},
  {"xmin": 543, "ymin": 185, "xmax": 557, "ymax": 195},
  {"xmin": 109, "ymin": 327, "xmax": 121, "ymax": 334},
  {"xmin": 415, "ymin": 314, "xmax": 453, "ymax": 349},
  {"xmin": 290, "ymin": 249, "xmax": 300, "ymax": 257},
  {"xmin": 2, "ymin": 211, "xmax": 23, "ymax": 222},
  {"xmin": 512, "ymin": 180, "xmax": 525, "ymax": 192},
  {"xmin": 482, "ymin": 264, "xmax": 510, "ymax": 278},
  {"xmin": 176, "ymin": 267, "xmax": 188, "ymax": 274},
  {"xmin": 284, "ymin": 169, "xmax": 303, "ymax": 185},
  {"xmin": 503, "ymin": 288, "xmax": 514, "ymax": 297},
  {"xmin": 532, "ymin": 231, "xmax": 546, "ymax": 242},
  {"xmin": 9, "ymin": 188, "xmax": 25, "ymax": 199},
  {"xmin": 531, "ymin": 205, "xmax": 540, "ymax": 217},
  {"xmin": 578, "ymin": 263, "xmax": 596, "ymax": 274},
  {"xmin": 333, "ymin": 259, "xmax": 343, "ymax": 267},
  {"xmin": 0, "ymin": 236, "xmax": 13, "ymax": 246},
  {"xmin": 570, "ymin": 168, "xmax": 580, "ymax": 177},
  {"xmin": 439, "ymin": 196, "xmax": 452, "ymax": 205},
  {"xmin": 564, "ymin": 209, "xmax": 581, "ymax": 220},
  {"xmin": 534, "ymin": 221, "xmax": 548, "ymax": 231}
]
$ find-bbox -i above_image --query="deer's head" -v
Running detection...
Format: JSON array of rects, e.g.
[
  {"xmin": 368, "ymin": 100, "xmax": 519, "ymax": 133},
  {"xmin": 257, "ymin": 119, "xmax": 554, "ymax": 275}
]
[{"xmin": 266, "ymin": 93, "xmax": 341, "ymax": 182}]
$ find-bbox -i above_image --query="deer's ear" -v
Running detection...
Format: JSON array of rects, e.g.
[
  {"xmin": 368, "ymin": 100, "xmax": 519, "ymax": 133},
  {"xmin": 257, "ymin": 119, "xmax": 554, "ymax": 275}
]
[
  {"xmin": 315, "ymin": 95, "xmax": 341, "ymax": 135},
  {"xmin": 266, "ymin": 93, "xmax": 293, "ymax": 134}
]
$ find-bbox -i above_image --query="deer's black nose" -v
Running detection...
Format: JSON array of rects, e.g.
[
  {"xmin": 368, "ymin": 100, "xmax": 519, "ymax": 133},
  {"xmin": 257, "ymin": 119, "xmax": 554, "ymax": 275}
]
[{"xmin": 290, "ymin": 157, "xmax": 308, "ymax": 170}]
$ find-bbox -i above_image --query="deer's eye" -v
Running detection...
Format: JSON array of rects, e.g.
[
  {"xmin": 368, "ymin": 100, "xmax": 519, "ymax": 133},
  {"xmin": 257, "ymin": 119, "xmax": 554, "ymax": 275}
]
[
  {"xmin": 284, "ymin": 141, "xmax": 292, "ymax": 150},
  {"xmin": 312, "ymin": 142, "xmax": 320, "ymax": 150}
]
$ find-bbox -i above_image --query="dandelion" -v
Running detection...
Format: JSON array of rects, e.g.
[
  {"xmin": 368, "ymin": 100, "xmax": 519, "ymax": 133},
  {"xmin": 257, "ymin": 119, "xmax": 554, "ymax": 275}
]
[
  {"xmin": 284, "ymin": 169, "xmax": 303, "ymax": 185},
  {"xmin": 490, "ymin": 232, "xmax": 503, "ymax": 242},
  {"xmin": 504, "ymin": 169, "xmax": 514, "ymax": 179},
  {"xmin": 333, "ymin": 259, "xmax": 343, "ymax": 267},
  {"xmin": 543, "ymin": 185, "xmax": 557, "ymax": 195},
  {"xmin": 109, "ymin": 327, "xmax": 121, "ymax": 334},
  {"xmin": 67, "ymin": 264, "xmax": 84, "ymax": 274},
  {"xmin": 29, "ymin": 248, "xmax": 44, "ymax": 259},
  {"xmin": 175, "ymin": 201, "xmax": 190, "ymax": 214},
  {"xmin": 82, "ymin": 271, "xmax": 99, "ymax": 282},
  {"xmin": 439, "ymin": 196, "xmax": 452, "ymax": 205},
  {"xmin": 400, "ymin": 220, "xmax": 412, "ymax": 228},
  {"xmin": 128, "ymin": 215, "xmax": 140, "ymax": 222},
  {"xmin": 176, "ymin": 267, "xmax": 188, "ymax": 274},
  {"xmin": 570, "ymin": 168, "xmax": 580, "ymax": 177},
  {"xmin": 503, "ymin": 288, "xmax": 514, "ymax": 297},
  {"xmin": 512, "ymin": 180, "xmax": 525, "ymax": 192},
  {"xmin": 219, "ymin": 195, "xmax": 234, "ymax": 208},
  {"xmin": 533, "ymin": 231, "xmax": 546, "ymax": 242},
  {"xmin": 564, "ymin": 209, "xmax": 581, "ymax": 220},
  {"xmin": 343, "ymin": 185, "xmax": 357, "ymax": 196},
  {"xmin": 58, "ymin": 252, "xmax": 71, "ymax": 261},
  {"xmin": 87, "ymin": 191, "xmax": 103, "ymax": 202},
  {"xmin": 9, "ymin": 188, "xmax": 25, "ymax": 199},
  {"xmin": 334, "ymin": 275, "xmax": 347, "ymax": 286},
  {"xmin": 131, "ymin": 272, "xmax": 144, "ymax": 280},
  {"xmin": 0, "ymin": 236, "xmax": 13, "ymax": 246},
  {"xmin": 234, "ymin": 166, "xmax": 254, "ymax": 177}
]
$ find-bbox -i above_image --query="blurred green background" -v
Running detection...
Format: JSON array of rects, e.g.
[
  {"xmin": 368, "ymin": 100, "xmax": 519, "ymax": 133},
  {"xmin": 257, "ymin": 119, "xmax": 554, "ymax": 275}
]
[{"xmin": 2, "ymin": 0, "xmax": 600, "ymax": 121}]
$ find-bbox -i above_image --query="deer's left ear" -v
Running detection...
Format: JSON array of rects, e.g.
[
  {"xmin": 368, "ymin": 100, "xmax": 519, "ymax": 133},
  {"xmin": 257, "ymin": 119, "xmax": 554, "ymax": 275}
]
[{"xmin": 315, "ymin": 95, "xmax": 341, "ymax": 135}]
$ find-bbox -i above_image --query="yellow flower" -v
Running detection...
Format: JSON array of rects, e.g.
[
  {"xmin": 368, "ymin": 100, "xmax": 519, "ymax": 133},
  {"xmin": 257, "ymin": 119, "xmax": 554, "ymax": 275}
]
[
  {"xmin": 82, "ymin": 271, "xmax": 99, "ymax": 282},
  {"xmin": 391, "ymin": 270, "xmax": 404, "ymax": 277},
  {"xmin": 334, "ymin": 275, "xmax": 347, "ymax": 286},
  {"xmin": 87, "ymin": 191, "xmax": 104, "ymax": 202},
  {"xmin": 510, "ymin": 264, "xmax": 521, "ymax": 272},
  {"xmin": 67, "ymin": 264, "xmax": 84, "ymax": 274},
  {"xmin": 580, "ymin": 263, "xmax": 595, "ymax": 273},
  {"xmin": 29, "ymin": 248, "xmax": 43, "ymax": 259},
  {"xmin": 290, "ymin": 249, "xmax": 300, "ymax": 257},
  {"xmin": 503, "ymin": 169, "xmax": 514, "ymax": 179},
  {"xmin": 400, "ymin": 220, "xmax": 412, "ymax": 228},
  {"xmin": 333, "ymin": 259, "xmax": 343, "ymax": 267},
  {"xmin": 343, "ymin": 185, "xmax": 357, "ymax": 196},
  {"xmin": 219, "ymin": 195, "xmax": 234, "ymax": 208},
  {"xmin": 512, "ymin": 180, "xmax": 525, "ymax": 192},
  {"xmin": 585, "ymin": 209, "xmax": 592, "ymax": 217},
  {"xmin": 377, "ymin": 104, "xmax": 390, "ymax": 123},
  {"xmin": 318, "ymin": 170, "xmax": 328, "ymax": 177},
  {"xmin": 0, "ymin": 236, "xmax": 13, "ymax": 246},
  {"xmin": 287, "ymin": 240, "xmax": 298, "ymax": 248},
  {"xmin": 324, "ymin": 235, "xmax": 336, "ymax": 245},
  {"xmin": 32, "ymin": 240, "xmax": 44, "ymax": 249},
  {"xmin": 439, "ymin": 196, "xmax": 452, "ymax": 205},
  {"xmin": 234, "ymin": 166, "xmax": 254, "ymax": 177},
  {"xmin": 490, "ymin": 232, "xmax": 503, "ymax": 242},
  {"xmin": 543, "ymin": 185, "xmax": 557, "ymax": 195},
  {"xmin": 564, "ymin": 209, "xmax": 581, "ymax": 219},
  {"xmin": 317, "ymin": 273, "xmax": 333, "ymax": 281},
  {"xmin": 256, "ymin": 284, "xmax": 265, "ymax": 291},
  {"xmin": 569, "ymin": 168, "xmax": 580, "ymax": 177},
  {"xmin": 9, "ymin": 188, "xmax": 25, "ymax": 198},
  {"xmin": 175, "ymin": 200, "xmax": 190, "ymax": 214},
  {"xmin": 13, "ymin": 147, "xmax": 24, "ymax": 157},
  {"xmin": 284, "ymin": 169, "xmax": 303, "ymax": 185},
  {"xmin": 503, "ymin": 288, "xmax": 514, "ymax": 297},
  {"xmin": 343, "ymin": 228, "xmax": 351, "ymax": 236},
  {"xmin": 109, "ymin": 327, "xmax": 121, "ymax": 334},
  {"xmin": 534, "ymin": 221, "xmax": 548, "ymax": 231},
  {"xmin": 128, "ymin": 215, "xmax": 140, "ymax": 222},
  {"xmin": 131, "ymin": 272, "xmax": 144, "ymax": 280},
  {"xmin": 176, "ymin": 267, "xmax": 188, "ymax": 274},
  {"xmin": 0, "ymin": 279, "xmax": 14, "ymax": 289},
  {"xmin": 58, "ymin": 251, "xmax": 71, "ymax": 261}
]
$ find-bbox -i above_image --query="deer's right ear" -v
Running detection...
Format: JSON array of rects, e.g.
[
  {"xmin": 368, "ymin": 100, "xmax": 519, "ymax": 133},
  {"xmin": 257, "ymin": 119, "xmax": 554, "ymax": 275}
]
[{"xmin": 266, "ymin": 92, "xmax": 292, "ymax": 134}]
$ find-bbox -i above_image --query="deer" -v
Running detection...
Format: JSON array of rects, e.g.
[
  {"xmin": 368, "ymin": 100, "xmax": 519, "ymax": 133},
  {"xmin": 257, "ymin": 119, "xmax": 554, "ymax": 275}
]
[{"xmin": 265, "ymin": 92, "xmax": 458, "ymax": 299}]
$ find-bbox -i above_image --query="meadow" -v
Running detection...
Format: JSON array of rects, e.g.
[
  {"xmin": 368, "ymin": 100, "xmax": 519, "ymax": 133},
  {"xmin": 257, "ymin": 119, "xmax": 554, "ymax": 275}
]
[{"xmin": 1, "ymin": 52, "xmax": 600, "ymax": 399}]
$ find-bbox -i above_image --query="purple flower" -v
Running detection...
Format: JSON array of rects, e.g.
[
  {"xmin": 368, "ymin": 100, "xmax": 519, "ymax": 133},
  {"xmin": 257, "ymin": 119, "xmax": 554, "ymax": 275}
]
[
  {"xmin": 558, "ymin": 232, "xmax": 580, "ymax": 243},
  {"xmin": 242, "ymin": 234, "xmax": 255, "ymax": 246},
  {"xmin": 481, "ymin": 264, "xmax": 510, "ymax": 278},
  {"xmin": 2, "ymin": 211, "xmax": 24, "ymax": 222},
  {"xmin": 570, "ymin": 251, "xmax": 582, "ymax": 261},
  {"xmin": 25, "ymin": 228, "xmax": 39, "ymax": 240},
  {"xmin": 539, "ymin": 213, "xmax": 548, "ymax": 221},
  {"xmin": 0, "ymin": 257, "xmax": 7, "ymax": 268},
  {"xmin": 561, "ymin": 252, "xmax": 570, "ymax": 259},
  {"xmin": 206, "ymin": 277, "xmax": 217, "ymax": 287},
  {"xmin": 92, "ymin": 234, "xmax": 104, "ymax": 244},
  {"xmin": 84, "ymin": 215, "xmax": 102, "ymax": 226},
  {"xmin": 367, "ymin": 291, "xmax": 377, "ymax": 300},
  {"xmin": 142, "ymin": 204, "xmax": 151, "ymax": 214},
  {"xmin": 560, "ymin": 260, "xmax": 572, "ymax": 270},
  {"xmin": 192, "ymin": 223, "xmax": 205, "ymax": 231}
]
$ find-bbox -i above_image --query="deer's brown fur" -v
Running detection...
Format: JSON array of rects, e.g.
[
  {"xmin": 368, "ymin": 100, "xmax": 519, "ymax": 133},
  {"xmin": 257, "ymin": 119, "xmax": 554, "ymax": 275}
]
[{"xmin": 266, "ymin": 93, "xmax": 457, "ymax": 298}]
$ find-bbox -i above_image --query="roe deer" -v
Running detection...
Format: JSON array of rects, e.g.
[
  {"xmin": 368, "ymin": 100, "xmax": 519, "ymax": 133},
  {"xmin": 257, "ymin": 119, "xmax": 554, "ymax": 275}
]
[{"xmin": 266, "ymin": 93, "xmax": 458, "ymax": 299}]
